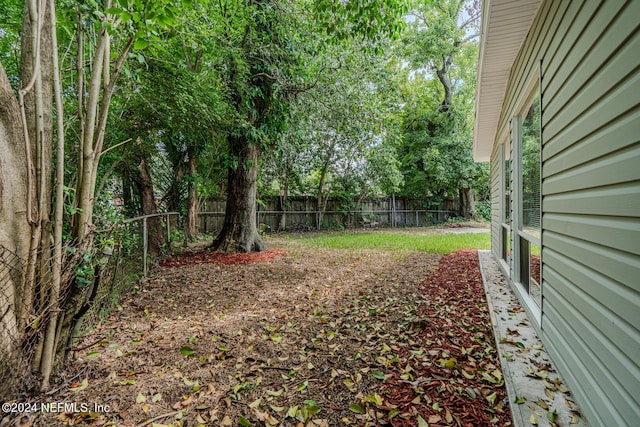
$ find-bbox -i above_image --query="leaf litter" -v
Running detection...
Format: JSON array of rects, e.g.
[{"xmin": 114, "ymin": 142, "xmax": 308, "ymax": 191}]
[{"xmin": 27, "ymin": 236, "xmax": 511, "ymax": 426}]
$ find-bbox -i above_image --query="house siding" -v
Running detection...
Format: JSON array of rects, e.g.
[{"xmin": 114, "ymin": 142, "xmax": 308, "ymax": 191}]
[{"xmin": 488, "ymin": 0, "xmax": 640, "ymax": 425}]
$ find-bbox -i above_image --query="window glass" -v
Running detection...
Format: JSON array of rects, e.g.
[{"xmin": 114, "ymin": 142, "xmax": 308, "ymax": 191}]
[
  {"xmin": 504, "ymin": 143, "xmax": 510, "ymax": 222},
  {"xmin": 530, "ymin": 242, "xmax": 541, "ymax": 307},
  {"xmin": 521, "ymin": 91, "xmax": 541, "ymax": 236}
]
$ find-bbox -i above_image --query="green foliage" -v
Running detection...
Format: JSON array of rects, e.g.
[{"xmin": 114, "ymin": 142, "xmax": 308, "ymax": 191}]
[
  {"xmin": 313, "ymin": 0, "xmax": 410, "ymax": 43},
  {"xmin": 396, "ymin": 0, "xmax": 485, "ymax": 205},
  {"xmin": 475, "ymin": 200, "xmax": 491, "ymax": 222},
  {"xmin": 260, "ymin": 36, "xmax": 405, "ymax": 204},
  {"xmin": 0, "ymin": 0, "xmax": 22, "ymax": 88},
  {"xmin": 293, "ymin": 230, "xmax": 490, "ymax": 253},
  {"xmin": 4, "ymin": 0, "xmax": 490, "ymax": 250}
]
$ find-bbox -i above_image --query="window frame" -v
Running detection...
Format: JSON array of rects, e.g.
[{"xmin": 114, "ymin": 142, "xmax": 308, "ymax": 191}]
[{"xmin": 509, "ymin": 64, "xmax": 542, "ymax": 327}]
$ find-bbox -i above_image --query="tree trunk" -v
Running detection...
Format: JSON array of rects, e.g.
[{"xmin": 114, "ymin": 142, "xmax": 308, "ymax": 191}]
[
  {"xmin": 459, "ymin": 187, "xmax": 475, "ymax": 219},
  {"xmin": 0, "ymin": 62, "xmax": 31, "ymax": 370},
  {"xmin": 316, "ymin": 151, "xmax": 333, "ymax": 231},
  {"xmin": 165, "ymin": 164, "xmax": 184, "ymax": 213},
  {"xmin": 19, "ymin": 0, "xmax": 54, "ymax": 333},
  {"xmin": 136, "ymin": 156, "xmax": 163, "ymax": 255},
  {"xmin": 212, "ymin": 136, "xmax": 265, "ymax": 253},
  {"xmin": 185, "ymin": 150, "xmax": 198, "ymax": 239},
  {"xmin": 436, "ymin": 54, "xmax": 453, "ymax": 113},
  {"xmin": 40, "ymin": 0, "xmax": 65, "ymax": 389},
  {"xmin": 278, "ymin": 171, "xmax": 289, "ymax": 231}
]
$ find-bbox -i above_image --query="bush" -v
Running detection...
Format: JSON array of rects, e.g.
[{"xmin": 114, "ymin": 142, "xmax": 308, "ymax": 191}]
[{"xmin": 475, "ymin": 200, "xmax": 491, "ymax": 222}]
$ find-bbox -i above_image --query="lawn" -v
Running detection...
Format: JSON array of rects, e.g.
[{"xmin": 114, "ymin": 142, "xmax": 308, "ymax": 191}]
[{"xmin": 289, "ymin": 229, "xmax": 490, "ymax": 253}]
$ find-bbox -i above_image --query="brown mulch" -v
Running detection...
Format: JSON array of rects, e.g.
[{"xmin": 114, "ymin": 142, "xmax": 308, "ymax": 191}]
[
  {"xmin": 8, "ymin": 234, "xmax": 510, "ymax": 427},
  {"xmin": 381, "ymin": 250, "xmax": 511, "ymax": 426},
  {"xmin": 159, "ymin": 248, "xmax": 287, "ymax": 267}
]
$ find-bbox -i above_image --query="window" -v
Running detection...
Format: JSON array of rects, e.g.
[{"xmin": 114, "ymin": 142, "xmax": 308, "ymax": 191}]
[
  {"xmin": 521, "ymin": 91, "xmax": 541, "ymax": 236},
  {"xmin": 517, "ymin": 89, "xmax": 541, "ymax": 308}
]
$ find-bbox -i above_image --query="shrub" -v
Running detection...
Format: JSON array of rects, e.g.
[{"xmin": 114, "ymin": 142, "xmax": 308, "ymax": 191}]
[{"xmin": 475, "ymin": 200, "xmax": 491, "ymax": 222}]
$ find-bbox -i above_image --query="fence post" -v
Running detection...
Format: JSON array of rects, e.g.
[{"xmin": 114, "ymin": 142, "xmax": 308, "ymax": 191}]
[
  {"xmin": 391, "ymin": 194, "xmax": 396, "ymax": 228},
  {"xmin": 142, "ymin": 217, "xmax": 148, "ymax": 277},
  {"xmin": 166, "ymin": 214, "xmax": 171, "ymax": 249},
  {"xmin": 416, "ymin": 211, "xmax": 419, "ymax": 227}
]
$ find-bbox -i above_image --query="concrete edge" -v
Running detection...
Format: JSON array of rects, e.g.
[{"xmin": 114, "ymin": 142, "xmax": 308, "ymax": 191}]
[{"xmin": 478, "ymin": 250, "xmax": 523, "ymax": 427}]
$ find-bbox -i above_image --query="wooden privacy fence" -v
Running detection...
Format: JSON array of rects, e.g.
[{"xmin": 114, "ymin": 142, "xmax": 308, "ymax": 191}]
[{"xmin": 198, "ymin": 196, "xmax": 460, "ymax": 233}]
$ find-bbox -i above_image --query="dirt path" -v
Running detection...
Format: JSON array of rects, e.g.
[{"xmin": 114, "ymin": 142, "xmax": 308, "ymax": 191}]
[{"xmin": 11, "ymin": 234, "xmax": 509, "ymax": 427}]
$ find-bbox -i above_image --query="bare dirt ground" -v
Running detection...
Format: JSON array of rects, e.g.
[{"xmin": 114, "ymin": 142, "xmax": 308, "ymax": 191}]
[{"xmin": 4, "ymin": 230, "xmax": 510, "ymax": 427}]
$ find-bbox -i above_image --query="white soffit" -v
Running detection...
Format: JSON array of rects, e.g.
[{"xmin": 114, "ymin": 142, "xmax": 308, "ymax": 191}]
[{"xmin": 473, "ymin": 0, "xmax": 541, "ymax": 162}]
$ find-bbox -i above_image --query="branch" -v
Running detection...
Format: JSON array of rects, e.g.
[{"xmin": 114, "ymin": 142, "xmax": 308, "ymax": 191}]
[
  {"xmin": 251, "ymin": 62, "xmax": 340, "ymax": 96},
  {"xmin": 461, "ymin": 33, "xmax": 479, "ymax": 44},
  {"xmin": 101, "ymin": 138, "xmax": 132, "ymax": 155}
]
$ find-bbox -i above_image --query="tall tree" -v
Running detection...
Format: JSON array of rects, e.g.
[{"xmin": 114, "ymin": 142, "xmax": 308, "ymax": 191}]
[
  {"xmin": 398, "ymin": 0, "xmax": 484, "ymax": 217},
  {"xmin": 211, "ymin": 0, "xmax": 408, "ymax": 252},
  {"xmin": 206, "ymin": 0, "xmax": 297, "ymax": 252}
]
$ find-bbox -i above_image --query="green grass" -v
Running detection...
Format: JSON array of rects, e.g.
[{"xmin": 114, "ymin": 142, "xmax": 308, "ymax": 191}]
[{"xmin": 293, "ymin": 231, "xmax": 490, "ymax": 254}]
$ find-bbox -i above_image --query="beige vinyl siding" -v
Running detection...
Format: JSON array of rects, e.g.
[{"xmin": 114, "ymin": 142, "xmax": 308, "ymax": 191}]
[{"xmin": 489, "ymin": 0, "xmax": 640, "ymax": 425}]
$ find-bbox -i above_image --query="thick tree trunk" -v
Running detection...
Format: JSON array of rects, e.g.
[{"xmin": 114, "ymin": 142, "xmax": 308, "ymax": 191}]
[
  {"xmin": 185, "ymin": 150, "xmax": 198, "ymax": 239},
  {"xmin": 0, "ymin": 63, "xmax": 31, "ymax": 368},
  {"xmin": 459, "ymin": 187, "xmax": 475, "ymax": 219},
  {"xmin": 212, "ymin": 136, "xmax": 265, "ymax": 253},
  {"xmin": 136, "ymin": 156, "xmax": 163, "ymax": 255}
]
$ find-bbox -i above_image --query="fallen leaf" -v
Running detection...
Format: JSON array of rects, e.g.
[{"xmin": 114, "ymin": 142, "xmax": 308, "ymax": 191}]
[
  {"xmin": 180, "ymin": 346, "xmax": 195, "ymax": 356},
  {"xmin": 372, "ymin": 371, "xmax": 386, "ymax": 380},
  {"xmin": 536, "ymin": 400, "xmax": 548, "ymax": 410},
  {"xmin": 486, "ymin": 392, "xmax": 497, "ymax": 405},
  {"xmin": 348, "ymin": 404, "xmax": 364, "ymax": 414},
  {"xmin": 69, "ymin": 378, "xmax": 89, "ymax": 393},
  {"xmin": 428, "ymin": 414, "xmax": 442, "ymax": 423}
]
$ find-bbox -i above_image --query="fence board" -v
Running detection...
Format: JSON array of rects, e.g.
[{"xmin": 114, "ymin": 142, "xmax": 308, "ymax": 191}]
[{"xmin": 199, "ymin": 196, "xmax": 460, "ymax": 233}]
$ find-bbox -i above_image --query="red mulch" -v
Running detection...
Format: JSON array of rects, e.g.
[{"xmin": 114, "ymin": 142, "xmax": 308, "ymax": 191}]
[
  {"xmin": 381, "ymin": 249, "xmax": 511, "ymax": 426},
  {"xmin": 159, "ymin": 248, "xmax": 287, "ymax": 267}
]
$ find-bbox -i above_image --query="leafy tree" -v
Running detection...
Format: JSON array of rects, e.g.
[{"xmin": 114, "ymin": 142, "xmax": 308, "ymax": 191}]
[
  {"xmin": 109, "ymin": 34, "xmax": 227, "ymax": 241},
  {"xmin": 0, "ymin": 0, "xmax": 182, "ymax": 391},
  {"xmin": 303, "ymin": 43, "xmax": 403, "ymax": 227},
  {"xmin": 247, "ymin": 1, "xmax": 408, "ymax": 235},
  {"xmin": 397, "ymin": 0, "xmax": 486, "ymax": 217}
]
